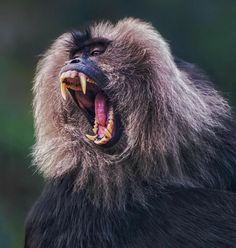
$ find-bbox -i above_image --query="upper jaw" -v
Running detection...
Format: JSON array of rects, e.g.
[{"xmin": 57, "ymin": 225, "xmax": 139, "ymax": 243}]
[
  {"xmin": 59, "ymin": 58, "xmax": 108, "ymax": 88},
  {"xmin": 60, "ymin": 70, "xmax": 95, "ymax": 99}
]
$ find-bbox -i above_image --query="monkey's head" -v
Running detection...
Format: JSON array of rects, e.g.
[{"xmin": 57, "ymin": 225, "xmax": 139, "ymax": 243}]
[
  {"xmin": 58, "ymin": 19, "xmax": 160, "ymax": 148},
  {"xmin": 33, "ymin": 18, "xmax": 230, "ymax": 201}
]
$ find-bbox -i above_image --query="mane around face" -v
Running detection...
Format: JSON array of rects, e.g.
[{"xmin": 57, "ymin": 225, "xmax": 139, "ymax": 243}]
[{"xmin": 32, "ymin": 18, "xmax": 236, "ymax": 206}]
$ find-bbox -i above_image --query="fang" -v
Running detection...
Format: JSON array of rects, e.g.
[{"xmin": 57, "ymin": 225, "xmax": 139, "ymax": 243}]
[
  {"xmin": 60, "ymin": 83, "xmax": 67, "ymax": 100},
  {"xmin": 79, "ymin": 73, "xmax": 87, "ymax": 94},
  {"xmin": 86, "ymin": 134, "xmax": 98, "ymax": 141},
  {"xmin": 94, "ymin": 136, "xmax": 109, "ymax": 145}
]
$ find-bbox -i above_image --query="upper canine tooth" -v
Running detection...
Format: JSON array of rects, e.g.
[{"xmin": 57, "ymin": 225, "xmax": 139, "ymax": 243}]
[
  {"xmin": 79, "ymin": 72, "xmax": 87, "ymax": 94},
  {"xmin": 60, "ymin": 73, "xmax": 66, "ymax": 84},
  {"xmin": 60, "ymin": 83, "xmax": 67, "ymax": 100}
]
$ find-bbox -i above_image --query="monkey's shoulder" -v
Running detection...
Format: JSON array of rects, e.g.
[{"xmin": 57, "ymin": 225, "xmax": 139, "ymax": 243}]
[{"xmin": 25, "ymin": 174, "xmax": 236, "ymax": 248}]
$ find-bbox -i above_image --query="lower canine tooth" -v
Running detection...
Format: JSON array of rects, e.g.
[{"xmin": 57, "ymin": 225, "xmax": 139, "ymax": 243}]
[
  {"xmin": 104, "ymin": 129, "xmax": 112, "ymax": 138},
  {"xmin": 92, "ymin": 127, "xmax": 98, "ymax": 134},
  {"xmin": 94, "ymin": 136, "xmax": 109, "ymax": 145},
  {"xmin": 86, "ymin": 134, "xmax": 98, "ymax": 141}
]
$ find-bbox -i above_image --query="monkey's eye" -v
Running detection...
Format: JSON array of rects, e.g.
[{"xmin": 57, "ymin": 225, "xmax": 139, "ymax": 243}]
[{"xmin": 90, "ymin": 45, "xmax": 106, "ymax": 56}]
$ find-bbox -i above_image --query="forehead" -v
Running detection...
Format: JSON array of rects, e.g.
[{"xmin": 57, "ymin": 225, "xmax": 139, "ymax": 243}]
[
  {"xmin": 70, "ymin": 28, "xmax": 110, "ymax": 49},
  {"xmin": 71, "ymin": 29, "xmax": 91, "ymax": 46}
]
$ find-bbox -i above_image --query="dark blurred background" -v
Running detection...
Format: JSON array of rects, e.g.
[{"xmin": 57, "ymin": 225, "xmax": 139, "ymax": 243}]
[{"xmin": 0, "ymin": 0, "xmax": 236, "ymax": 247}]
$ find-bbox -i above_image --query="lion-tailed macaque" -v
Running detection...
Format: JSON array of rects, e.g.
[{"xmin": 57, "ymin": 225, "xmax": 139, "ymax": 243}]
[{"xmin": 25, "ymin": 18, "xmax": 236, "ymax": 247}]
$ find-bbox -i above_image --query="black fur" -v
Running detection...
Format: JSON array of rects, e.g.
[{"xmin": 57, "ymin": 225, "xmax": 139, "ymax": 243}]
[{"xmin": 25, "ymin": 170, "xmax": 236, "ymax": 248}]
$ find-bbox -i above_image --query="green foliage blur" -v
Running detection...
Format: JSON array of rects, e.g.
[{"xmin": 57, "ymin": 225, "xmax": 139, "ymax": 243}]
[{"xmin": 0, "ymin": 0, "xmax": 236, "ymax": 247}]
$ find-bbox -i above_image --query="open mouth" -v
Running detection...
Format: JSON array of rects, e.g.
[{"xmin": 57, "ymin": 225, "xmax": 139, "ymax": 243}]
[{"xmin": 59, "ymin": 70, "xmax": 120, "ymax": 146}]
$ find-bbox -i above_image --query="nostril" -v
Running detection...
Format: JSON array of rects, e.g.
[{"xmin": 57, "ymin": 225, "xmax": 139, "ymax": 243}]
[{"xmin": 70, "ymin": 58, "xmax": 80, "ymax": 64}]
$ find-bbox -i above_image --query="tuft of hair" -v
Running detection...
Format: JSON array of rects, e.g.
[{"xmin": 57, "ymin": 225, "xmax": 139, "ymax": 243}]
[{"xmin": 33, "ymin": 18, "xmax": 236, "ymax": 208}]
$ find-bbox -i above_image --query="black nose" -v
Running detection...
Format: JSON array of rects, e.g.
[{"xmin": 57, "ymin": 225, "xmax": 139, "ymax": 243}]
[
  {"xmin": 69, "ymin": 58, "xmax": 81, "ymax": 64},
  {"xmin": 65, "ymin": 58, "xmax": 81, "ymax": 65}
]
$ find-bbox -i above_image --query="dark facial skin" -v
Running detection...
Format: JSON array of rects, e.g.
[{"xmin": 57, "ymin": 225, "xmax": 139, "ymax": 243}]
[
  {"xmin": 60, "ymin": 58, "xmax": 107, "ymax": 87},
  {"xmin": 60, "ymin": 36, "xmax": 110, "ymax": 86}
]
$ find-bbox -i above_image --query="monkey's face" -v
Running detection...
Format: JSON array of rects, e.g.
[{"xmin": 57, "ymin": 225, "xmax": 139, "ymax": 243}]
[
  {"xmin": 59, "ymin": 36, "xmax": 122, "ymax": 147},
  {"xmin": 58, "ymin": 22, "xmax": 152, "ymax": 148}
]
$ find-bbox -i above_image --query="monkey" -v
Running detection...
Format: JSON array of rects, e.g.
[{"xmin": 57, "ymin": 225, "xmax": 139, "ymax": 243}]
[{"xmin": 25, "ymin": 18, "xmax": 236, "ymax": 247}]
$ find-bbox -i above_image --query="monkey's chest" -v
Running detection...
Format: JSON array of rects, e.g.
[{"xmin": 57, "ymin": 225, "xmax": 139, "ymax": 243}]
[{"xmin": 24, "ymin": 181, "xmax": 159, "ymax": 248}]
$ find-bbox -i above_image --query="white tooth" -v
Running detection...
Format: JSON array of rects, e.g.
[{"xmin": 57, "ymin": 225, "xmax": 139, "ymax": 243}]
[
  {"xmin": 64, "ymin": 71, "xmax": 71, "ymax": 79},
  {"xmin": 109, "ymin": 108, "xmax": 114, "ymax": 120},
  {"xmin": 71, "ymin": 71, "xmax": 78, "ymax": 78},
  {"xmin": 87, "ymin": 77, "xmax": 95, "ymax": 84},
  {"xmin": 94, "ymin": 118, "xmax": 98, "ymax": 127},
  {"xmin": 79, "ymin": 73, "xmax": 87, "ymax": 94},
  {"xmin": 67, "ymin": 84, "xmax": 81, "ymax": 91},
  {"xmin": 60, "ymin": 83, "xmax": 67, "ymax": 100},
  {"xmin": 86, "ymin": 134, "xmax": 98, "ymax": 141},
  {"xmin": 63, "ymin": 71, "xmax": 68, "ymax": 78},
  {"xmin": 68, "ymin": 71, "xmax": 73, "ymax": 79},
  {"xmin": 107, "ymin": 119, "xmax": 113, "ymax": 133},
  {"xmin": 104, "ymin": 128, "xmax": 112, "ymax": 138},
  {"xmin": 93, "ymin": 127, "xmax": 98, "ymax": 134},
  {"xmin": 92, "ymin": 119, "xmax": 98, "ymax": 133},
  {"xmin": 94, "ymin": 136, "xmax": 109, "ymax": 145}
]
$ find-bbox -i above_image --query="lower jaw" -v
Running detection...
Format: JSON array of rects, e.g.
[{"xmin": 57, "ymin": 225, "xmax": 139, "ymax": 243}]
[
  {"xmin": 86, "ymin": 113, "xmax": 122, "ymax": 147},
  {"xmin": 99, "ymin": 115, "xmax": 122, "ymax": 147}
]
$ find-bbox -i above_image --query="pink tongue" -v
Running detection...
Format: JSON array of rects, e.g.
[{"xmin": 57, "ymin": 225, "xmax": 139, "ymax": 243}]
[{"xmin": 95, "ymin": 93, "xmax": 107, "ymax": 127}]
